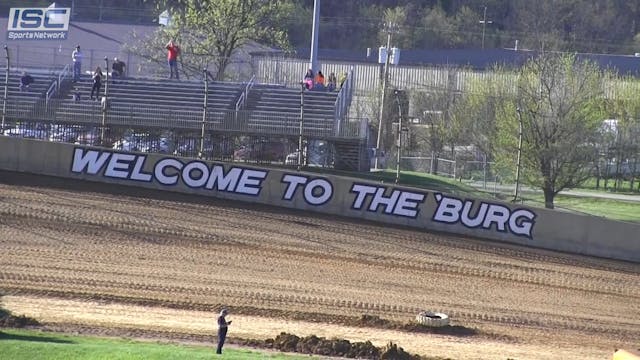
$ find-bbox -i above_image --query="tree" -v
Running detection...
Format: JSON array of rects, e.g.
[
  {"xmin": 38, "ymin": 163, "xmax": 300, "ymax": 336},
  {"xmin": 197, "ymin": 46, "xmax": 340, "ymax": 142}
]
[
  {"xmin": 495, "ymin": 54, "xmax": 607, "ymax": 208},
  {"xmin": 606, "ymin": 80, "xmax": 640, "ymax": 191},
  {"xmin": 411, "ymin": 73, "xmax": 460, "ymax": 151},
  {"xmin": 451, "ymin": 67, "xmax": 515, "ymax": 182},
  {"xmin": 415, "ymin": 6, "xmax": 457, "ymax": 48},
  {"xmin": 129, "ymin": 0, "xmax": 292, "ymax": 80}
]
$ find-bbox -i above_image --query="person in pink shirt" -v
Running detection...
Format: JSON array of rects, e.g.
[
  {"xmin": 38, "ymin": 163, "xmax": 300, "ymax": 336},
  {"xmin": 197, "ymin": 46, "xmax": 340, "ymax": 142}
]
[{"xmin": 166, "ymin": 40, "xmax": 180, "ymax": 80}]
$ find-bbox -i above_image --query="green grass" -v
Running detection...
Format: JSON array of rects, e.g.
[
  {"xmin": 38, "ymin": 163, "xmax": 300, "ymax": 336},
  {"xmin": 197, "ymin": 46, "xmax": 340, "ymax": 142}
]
[
  {"xmin": 578, "ymin": 178, "xmax": 640, "ymax": 194},
  {"xmin": 301, "ymin": 166, "xmax": 640, "ymax": 221},
  {"xmin": 520, "ymin": 194, "xmax": 640, "ymax": 223},
  {"xmin": 303, "ymin": 168, "xmax": 484, "ymax": 198},
  {"xmin": 0, "ymin": 329, "xmax": 312, "ymax": 360}
]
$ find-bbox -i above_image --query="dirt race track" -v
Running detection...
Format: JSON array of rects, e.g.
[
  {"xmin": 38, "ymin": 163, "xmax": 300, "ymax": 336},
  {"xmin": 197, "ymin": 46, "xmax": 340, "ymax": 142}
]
[{"xmin": 1, "ymin": 171, "xmax": 639, "ymax": 360}]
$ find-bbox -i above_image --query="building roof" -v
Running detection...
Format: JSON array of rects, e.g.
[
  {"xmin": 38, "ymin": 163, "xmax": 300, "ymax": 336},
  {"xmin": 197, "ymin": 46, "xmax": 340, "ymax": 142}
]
[{"xmin": 292, "ymin": 47, "xmax": 640, "ymax": 76}]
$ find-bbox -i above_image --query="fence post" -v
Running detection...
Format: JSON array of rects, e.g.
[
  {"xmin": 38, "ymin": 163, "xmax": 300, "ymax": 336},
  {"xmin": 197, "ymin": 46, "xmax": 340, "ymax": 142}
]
[
  {"xmin": 298, "ymin": 82, "xmax": 305, "ymax": 170},
  {"xmin": 430, "ymin": 151, "xmax": 435, "ymax": 174}
]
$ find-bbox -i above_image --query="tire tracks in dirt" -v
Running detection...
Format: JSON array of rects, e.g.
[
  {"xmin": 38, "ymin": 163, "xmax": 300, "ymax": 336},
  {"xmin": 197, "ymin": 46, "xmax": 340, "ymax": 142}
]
[{"xmin": 1, "ymin": 173, "xmax": 640, "ymax": 358}]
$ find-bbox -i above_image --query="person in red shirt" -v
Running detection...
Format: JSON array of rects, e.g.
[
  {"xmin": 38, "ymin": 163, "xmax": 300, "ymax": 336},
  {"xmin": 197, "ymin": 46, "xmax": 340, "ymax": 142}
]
[{"xmin": 166, "ymin": 40, "xmax": 180, "ymax": 80}]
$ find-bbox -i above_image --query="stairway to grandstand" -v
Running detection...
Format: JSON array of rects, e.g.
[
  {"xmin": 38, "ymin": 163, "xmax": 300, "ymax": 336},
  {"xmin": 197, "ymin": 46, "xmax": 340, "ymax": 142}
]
[
  {"xmin": 245, "ymin": 84, "xmax": 339, "ymax": 137},
  {"xmin": 1, "ymin": 70, "xmax": 56, "ymax": 123},
  {"xmin": 53, "ymin": 76, "xmax": 244, "ymax": 129}
]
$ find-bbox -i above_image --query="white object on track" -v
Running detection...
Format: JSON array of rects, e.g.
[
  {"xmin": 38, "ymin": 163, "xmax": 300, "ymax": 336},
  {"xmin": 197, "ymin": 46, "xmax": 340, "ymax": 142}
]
[{"xmin": 416, "ymin": 311, "xmax": 450, "ymax": 327}]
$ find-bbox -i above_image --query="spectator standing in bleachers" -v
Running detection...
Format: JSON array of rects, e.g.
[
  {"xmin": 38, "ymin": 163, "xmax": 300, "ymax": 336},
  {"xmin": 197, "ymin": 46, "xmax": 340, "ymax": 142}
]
[
  {"xmin": 327, "ymin": 72, "xmax": 337, "ymax": 92},
  {"xmin": 303, "ymin": 68, "xmax": 314, "ymax": 90},
  {"xmin": 90, "ymin": 66, "xmax": 103, "ymax": 101},
  {"xmin": 111, "ymin": 57, "xmax": 126, "ymax": 83},
  {"xmin": 72, "ymin": 45, "xmax": 83, "ymax": 82},
  {"xmin": 338, "ymin": 72, "xmax": 347, "ymax": 90},
  {"xmin": 73, "ymin": 87, "xmax": 81, "ymax": 102},
  {"xmin": 166, "ymin": 40, "xmax": 180, "ymax": 80},
  {"xmin": 315, "ymin": 70, "xmax": 325, "ymax": 90},
  {"xmin": 19, "ymin": 72, "xmax": 34, "ymax": 92}
]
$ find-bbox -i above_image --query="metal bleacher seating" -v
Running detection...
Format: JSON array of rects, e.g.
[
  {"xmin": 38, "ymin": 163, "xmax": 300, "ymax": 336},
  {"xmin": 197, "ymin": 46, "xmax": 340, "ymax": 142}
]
[
  {"xmin": 1, "ymin": 70, "xmax": 55, "ymax": 122},
  {"xmin": 245, "ymin": 84, "xmax": 339, "ymax": 138},
  {"xmin": 53, "ymin": 75, "xmax": 244, "ymax": 130}
]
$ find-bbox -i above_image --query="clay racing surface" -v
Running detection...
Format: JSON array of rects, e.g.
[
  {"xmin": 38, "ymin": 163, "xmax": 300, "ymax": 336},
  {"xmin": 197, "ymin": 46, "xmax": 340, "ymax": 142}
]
[{"xmin": 0, "ymin": 171, "xmax": 639, "ymax": 359}]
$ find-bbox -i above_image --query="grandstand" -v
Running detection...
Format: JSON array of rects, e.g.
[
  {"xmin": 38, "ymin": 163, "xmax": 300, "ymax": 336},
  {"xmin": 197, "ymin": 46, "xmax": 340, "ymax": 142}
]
[
  {"xmin": 1, "ymin": 70, "xmax": 57, "ymax": 124},
  {"xmin": 1, "ymin": 67, "xmax": 369, "ymax": 171},
  {"xmin": 52, "ymin": 74, "xmax": 243, "ymax": 129},
  {"xmin": 245, "ymin": 84, "xmax": 339, "ymax": 137}
]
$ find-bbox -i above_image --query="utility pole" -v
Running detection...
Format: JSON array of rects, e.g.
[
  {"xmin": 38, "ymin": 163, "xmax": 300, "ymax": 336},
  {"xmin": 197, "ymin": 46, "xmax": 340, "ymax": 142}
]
[
  {"xmin": 513, "ymin": 107, "xmax": 524, "ymax": 202},
  {"xmin": 375, "ymin": 22, "xmax": 397, "ymax": 170},
  {"xmin": 2, "ymin": 45, "xmax": 9, "ymax": 131},
  {"xmin": 479, "ymin": 6, "xmax": 493, "ymax": 49}
]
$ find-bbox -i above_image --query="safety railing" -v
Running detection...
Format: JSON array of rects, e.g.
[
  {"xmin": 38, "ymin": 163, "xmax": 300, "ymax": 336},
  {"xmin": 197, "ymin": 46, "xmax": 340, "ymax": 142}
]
[
  {"xmin": 45, "ymin": 79, "xmax": 58, "ymax": 106},
  {"xmin": 58, "ymin": 64, "xmax": 70, "ymax": 91},
  {"xmin": 333, "ymin": 67, "xmax": 354, "ymax": 137},
  {"xmin": 235, "ymin": 75, "xmax": 256, "ymax": 112},
  {"xmin": 3, "ymin": 99, "xmax": 367, "ymax": 140}
]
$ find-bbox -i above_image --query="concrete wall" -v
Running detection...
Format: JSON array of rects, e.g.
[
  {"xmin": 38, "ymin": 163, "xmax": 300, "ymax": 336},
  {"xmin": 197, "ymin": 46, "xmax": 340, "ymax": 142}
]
[{"xmin": 1, "ymin": 137, "xmax": 639, "ymax": 263}]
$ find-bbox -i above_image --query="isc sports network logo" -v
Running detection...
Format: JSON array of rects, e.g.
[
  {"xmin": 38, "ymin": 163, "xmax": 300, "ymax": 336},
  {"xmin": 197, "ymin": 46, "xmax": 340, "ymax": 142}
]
[{"xmin": 7, "ymin": 7, "xmax": 71, "ymax": 40}]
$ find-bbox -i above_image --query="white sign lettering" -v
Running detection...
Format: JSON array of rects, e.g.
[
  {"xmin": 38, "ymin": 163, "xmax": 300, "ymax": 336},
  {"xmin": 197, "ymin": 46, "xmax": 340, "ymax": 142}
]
[
  {"xmin": 71, "ymin": 148, "xmax": 267, "ymax": 196},
  {"xmin": 281, "ymin": 174, "xmax": 333, "ymax": 205},
  {"xmin": 432, "ymin": 194, "xmax": 536, "ymax": 238},
  {"xmin": 350, "ymin": 184, "xmax": 426, "ymax": 218}
]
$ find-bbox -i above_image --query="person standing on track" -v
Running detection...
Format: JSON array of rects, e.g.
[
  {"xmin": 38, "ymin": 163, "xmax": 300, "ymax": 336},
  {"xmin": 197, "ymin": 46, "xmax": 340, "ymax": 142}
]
[{"xmin": 216, "ymin": 308, "xmax": 231, "ymax": 354}]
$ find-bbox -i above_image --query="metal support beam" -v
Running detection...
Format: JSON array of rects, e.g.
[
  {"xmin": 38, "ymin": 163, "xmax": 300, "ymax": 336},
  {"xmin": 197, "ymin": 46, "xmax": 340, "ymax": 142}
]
[
  {"xmin": 199, "ymin": 68, "xmax": 209, "ymax": 159},
  {"xmin": 375, "ymin": 25, "xmax": 395, "ymax": 170},
  {"xmin": 101, "ymin": 57, "xmax": 109, "ymax": 145}
]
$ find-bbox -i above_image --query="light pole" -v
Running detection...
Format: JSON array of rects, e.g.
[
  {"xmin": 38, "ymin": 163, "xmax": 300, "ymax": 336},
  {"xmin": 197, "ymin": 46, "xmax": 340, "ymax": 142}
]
[
  {"xmin": 298, "ymin": 82, "xmax": 305, "ymax": 171},
  {"xmin": 479, "ymin": 6, "xmax": 493, "ymax": 49},
  {"xmin": 309, "ymin": 0, "xmax": 320, "ymax": 73},
  {"xmin": 199, "ymin": 68, "xmax": 208, "ymax": 159},
  {"xmin": 514, "ymin": 107, "xmax": 524, "ymax": 202},
  {"xmin": 375, "ymin": 22, "xmax": 397, "ymax": 170}
]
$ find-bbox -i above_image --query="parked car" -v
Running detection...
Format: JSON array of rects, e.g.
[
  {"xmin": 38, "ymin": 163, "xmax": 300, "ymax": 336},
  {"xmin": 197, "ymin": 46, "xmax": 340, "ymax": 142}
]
[
  {"xmin": 285, "ymin": 140, "xmax": 329, "ymax": 166},
  {"xmin": 49, "ymin": 124, "xmax": 83, "ymax": 143},
  {"xmin": 2, "ymin": 122, "xmax": 49, "ymax": 140},
  {"xmin": 113, "ymin": 133, "xmax": 173, "ymax": 154},
  {"xmin": 234, "ymin": 141, "xmax": 287, "ymax": 162},
  {"xmin": 173, "ymin": 138, "xmax": 215, "ymax": 159},
  {"xmin": 74, "ymin": 128, "xmax": 101, "ymax": 146}
]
